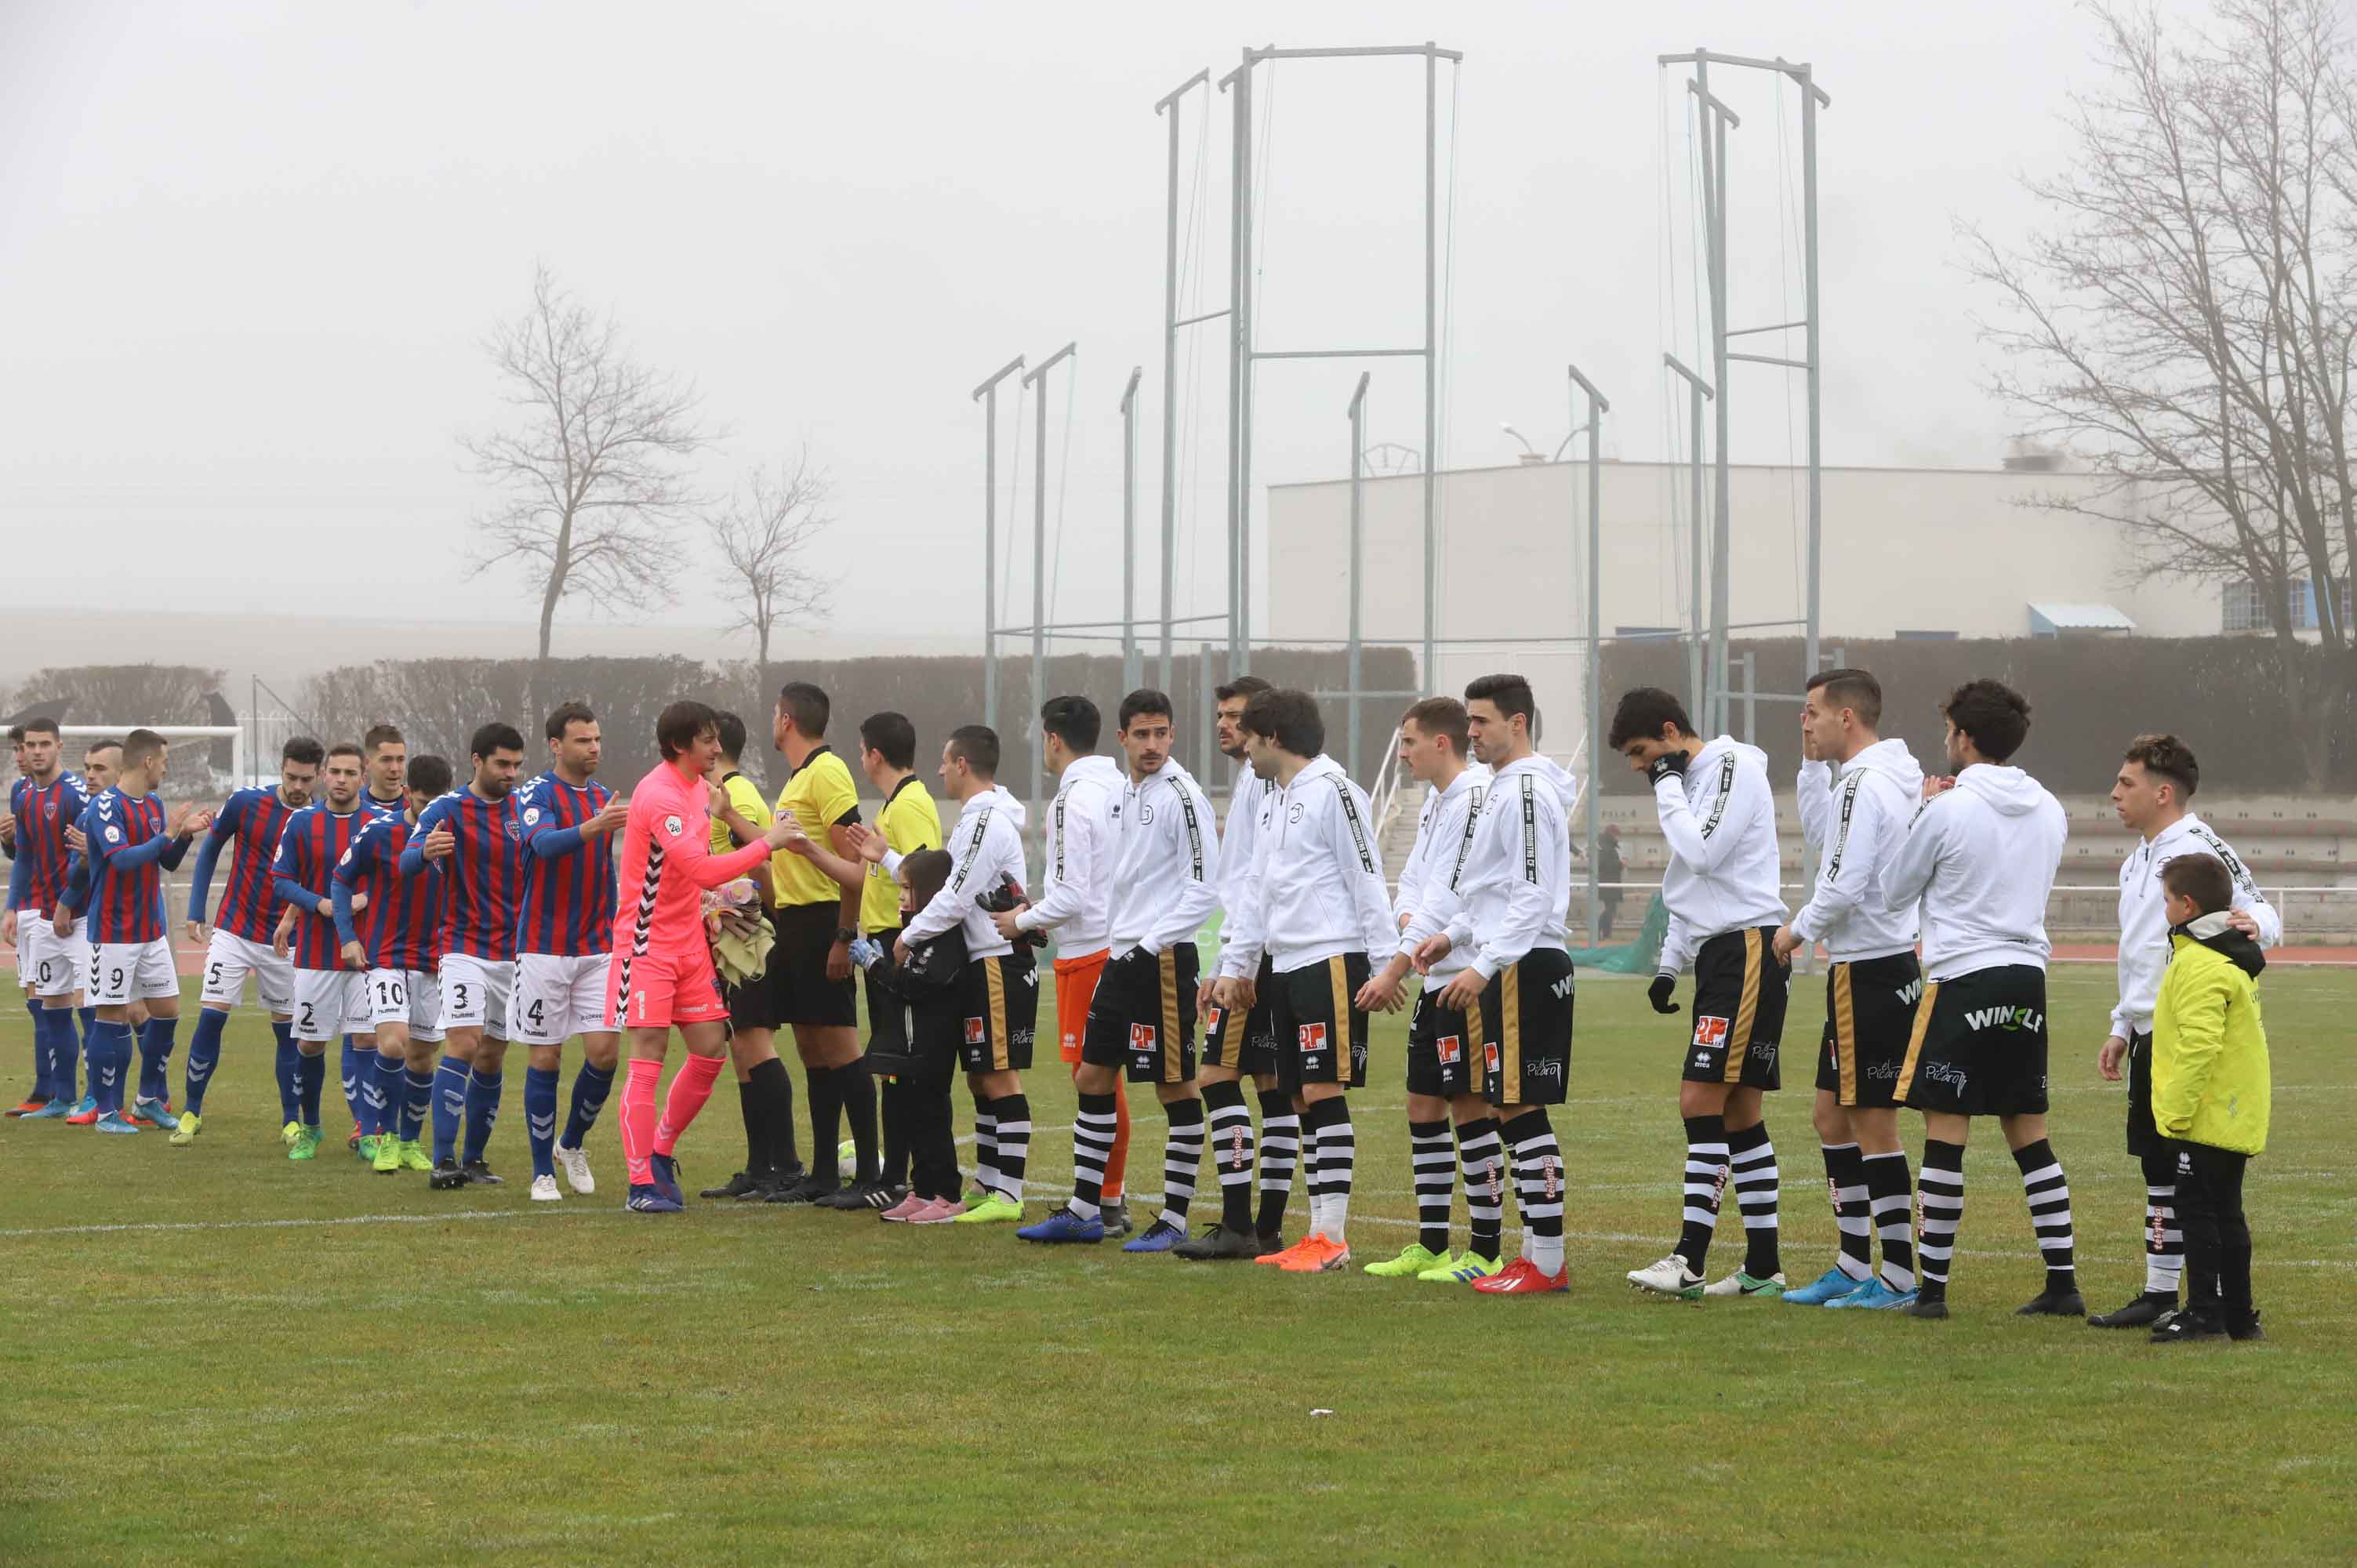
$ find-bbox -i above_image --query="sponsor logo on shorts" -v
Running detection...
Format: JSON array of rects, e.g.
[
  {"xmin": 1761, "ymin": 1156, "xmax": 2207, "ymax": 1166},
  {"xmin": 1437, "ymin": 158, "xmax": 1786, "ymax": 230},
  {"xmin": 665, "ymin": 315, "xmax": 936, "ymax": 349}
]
[
  {"xmin": 1896, "ymin": 978, "xmax": 1924, "ymax": 1006},
  {"xmin": 1867, "ymin": 1059, "xmax": 1901, "ymax": 1080},
  {"xmin": 1298, "ymin": 1022, "xmax": 1326, "ymax": 1054},
  {"xmin": 1923, "ymin": 1061, "xmax": 1969, "ymax": 1091},
  {"xmin": 1694, "ymin": 1015, "xmax": 1729, "ymax": 1049},
  {"xmin": 1131, "ymin": 1022, "xmax": 1156, "ymax": 1053},
  {"xmin": 1525, "ymin": 1057, "xmax": 1563, "ymax": 1084},
  {"xmin": 1204, "ymin": 1004, "xmax": 1223, "ymax": 1033},
  {"xmin": 1483, "ymin": 1039, "xmax": 1500, "ymax": 1076},
  {"xmin": 964, "ymin": 1017, "xmax": 985, "ymax": 1044},
  {"xmin": 1549, "ymin": 974, "xmax": 1574, "ymax": 1000},
  {"xmin": 1965, "ymin": 1005, "xmax": 2044, "ymax": 1033},
  {"xmin": 1436, "ymin": 1034, "xmax": 1462, "ymax": 1066}
]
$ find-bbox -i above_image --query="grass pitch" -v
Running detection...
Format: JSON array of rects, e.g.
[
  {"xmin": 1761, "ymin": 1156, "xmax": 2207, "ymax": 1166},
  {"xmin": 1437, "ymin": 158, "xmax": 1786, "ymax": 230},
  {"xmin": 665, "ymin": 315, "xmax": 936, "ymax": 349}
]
[{"xmin": 2, "ymin": 964, "xmax": 2351, "ymax": 1566}]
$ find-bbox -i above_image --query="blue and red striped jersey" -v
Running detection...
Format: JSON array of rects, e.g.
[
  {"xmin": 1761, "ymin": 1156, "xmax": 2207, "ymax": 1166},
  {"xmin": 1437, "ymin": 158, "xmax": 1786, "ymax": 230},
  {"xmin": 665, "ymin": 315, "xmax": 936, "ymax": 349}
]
[
  {"xmin": 74, "ymin": 787, "xmax": 187, "ymax": 945},
  {"xmin": 192, "ymin": 785, "xmax": 301, "ymax": 943},
  {"xmin": 513, "ymin": 771, "xmax": 617, "ymax": 958},
  {"xmin": 271, "ymin": 804, "xmax": 369, "ymax": 971},
  {"xmin": 334, "ymin": 812, "xmax": 441, "ymax": 971},
  {"xmin": 409, "ymin": 789, "xmax": 523, "ymax": 961},
  {"xmin": 6, "ymin": 772, "xmax": 90, "ymax": 913}
]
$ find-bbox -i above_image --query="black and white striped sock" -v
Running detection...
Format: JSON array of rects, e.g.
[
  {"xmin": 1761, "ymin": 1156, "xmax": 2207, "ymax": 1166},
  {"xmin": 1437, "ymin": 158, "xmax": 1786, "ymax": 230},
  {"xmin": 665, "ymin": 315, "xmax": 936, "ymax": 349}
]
[
  {"xmin": 971, "ymin": 1098, "xmax": 999, "ymax": 1198},
  {"xmin": 1823, "ymin": 1141, "xmax": 1873, "ymax": 1281},
  {"xmin": 1916, "ymin": 1138, "xmax": 1966, "ymax": 1296},
  {"xmin": 990, "ymin": 1094, "xmax": 1030, "ymax": 1203},
  {"xmin": 1409, "ymin": 1118, "xmax": 1454, "ymax": 1255},
  {"xmin": 1729, "ymin": 1121, "xmax": 1781, "ymax": 1279},
  {"xmin": 1862, "ymin": 1149, "xmax": 1916, "ymax": 1292},
  {"xmin": 2141, "ymin": 1146, "xmax": 2183, "ymax": 1298},
  {"xmin": 1302, "ymin": 1096, "xmax": 1353, "ymax": 1245},
  {"xmin": 2012, "ymin": 1137, "xmax": 2076, "ymax": 1290},
  {"xmin": 1255, "ymin": 1090, "xmax": 1298, "ymax": 1236},
  {"xmin": 1064, "ymin": 1091, "xmax": 1118, "ymax": 1219},
  {"xmin": 1156, "ymin": 1096, "xmax": 1204, "ymax": 1232},
  {"xmin": 1504, "ymin": 1109, "xmax": 1564, "ymax": 1276},
  {"xmin": 1676, "ymin": 1114, "xmax": 1730, "ymax": 1271},
  {"xmin": 1203, "ymin": 1080, "xmax": 1255, "ymax": 1231},
  {"xmin": 1457, "ymin": 1116, "xmax": 1505, "ymax": 1261}
]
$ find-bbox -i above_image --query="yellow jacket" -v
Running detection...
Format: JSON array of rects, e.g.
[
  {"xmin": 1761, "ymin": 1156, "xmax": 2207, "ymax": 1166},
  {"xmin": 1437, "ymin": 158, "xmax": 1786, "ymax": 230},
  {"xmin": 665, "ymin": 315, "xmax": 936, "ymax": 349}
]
[{"xmin": 2149, "ymin": 916, "xmax": 2270, "ymax": 1156}]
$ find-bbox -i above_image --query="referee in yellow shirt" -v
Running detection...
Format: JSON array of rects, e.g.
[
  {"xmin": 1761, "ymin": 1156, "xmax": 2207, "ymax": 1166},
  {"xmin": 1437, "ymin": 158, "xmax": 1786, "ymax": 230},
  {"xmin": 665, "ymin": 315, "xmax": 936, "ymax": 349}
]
[
  {"xmin": 767, "ymin": 681, "xmax": 877, "ymax": 1203},
  {"xmin": 695, "ymin": 712, "xmax": 805, "ymax": 1202}
]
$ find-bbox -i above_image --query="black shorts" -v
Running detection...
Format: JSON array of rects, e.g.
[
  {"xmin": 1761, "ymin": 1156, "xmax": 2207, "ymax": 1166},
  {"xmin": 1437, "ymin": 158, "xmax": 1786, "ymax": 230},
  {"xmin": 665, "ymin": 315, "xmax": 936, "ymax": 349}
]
[
  {"xmin": 1897, "ymin": 964, "xmax": 2050, "ymax": 1118},
  {"xmin": 2125, "ymin": 1029, "xmax": 2159, "ymax": 1156},
  {"xmin": 1405, "ymin": 992, "xmax": 1480, "ymax": 1098},
  {"xmin": 771, "ymin": 901, "xmax": 857, "ymax": 1029},
  {"xmin": 954, "ymin": 950, "xmax": 1038, "ymax": 1074},
  {"xmin": 1682, "ymin": 926, "xmax": 1789, "ymax": 1090},
  {"xmin": 1479, "ymin": 946, "xmax": 1574, "ymax": 1109},
  {"xmin": 1272, "ymin": 953, "xmax": 1370, "ymax": 1093},
  {"xmin": 1814, "ymin": 950, "xmax": 1922, "ymax": 1109},
  {"xmin": 725, "ymin": 909, "xmax": 783, "ymax": 1032},
  {"xmin": 1080, "ymin": 944, "xmax": 1200, "ymax": 1085},
  {"xmin": 1202, "ymin": 953, "xmax": 1276, "ymax": 1076}
]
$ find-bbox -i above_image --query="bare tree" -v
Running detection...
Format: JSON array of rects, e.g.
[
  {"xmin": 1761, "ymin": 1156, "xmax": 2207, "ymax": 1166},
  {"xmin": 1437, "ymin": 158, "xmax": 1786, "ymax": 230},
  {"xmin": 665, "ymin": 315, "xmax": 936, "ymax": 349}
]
[
  {"xmin": 1964, "ymin": 0, "xmax": 2355, "ymax": 785},
  {"xmin": 460, "ymin": 264, "xmax": 717, "ymax": 660},
  {"xmin": 705, "ymin": 452, "xmax": 836, "ymax": 667}
]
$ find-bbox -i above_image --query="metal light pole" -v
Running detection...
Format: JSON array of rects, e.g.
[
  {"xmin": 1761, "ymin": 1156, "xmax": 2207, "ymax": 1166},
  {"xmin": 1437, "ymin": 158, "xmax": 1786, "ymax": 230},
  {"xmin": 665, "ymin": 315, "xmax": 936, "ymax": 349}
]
[
  {"xmin": 1120, "ymin": 365, "xmax": 1143, "ymax": 693},
  {"xmin": 972, "ymin": 353, "xmax": 1025, "ymax": 735},
  {"xmin": 1156, "ymin": 68, "xmax": 1213, "ymax": 695},
  {"xmin": 1664, "ymin": 352, "xmax": 1715, "ymax": 721},
  {"xmin": 1568, "ymin": 363, "xmax": 1608, "ymax": 950},
  {"xmin": 1346, "ymin": 372, "xmax": 1371, "ymax": 775},
  {"xmin": 1022, "ymin": 341, "xmax": 1077, "ymax": 829}
]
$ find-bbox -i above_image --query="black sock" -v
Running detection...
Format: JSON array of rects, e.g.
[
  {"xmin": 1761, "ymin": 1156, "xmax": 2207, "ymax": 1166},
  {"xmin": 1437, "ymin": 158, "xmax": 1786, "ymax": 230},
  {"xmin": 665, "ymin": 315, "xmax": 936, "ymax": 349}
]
[
  {"xmin": 748, "ymin": 1058, "xmax": 799, "ymax": 1178},
  {"xmin": 1677, "ymin": 1114, "xmax": 1730, "ymax": 1271},
  {"xmin": 806, "ymin": 1063, "xmax": 842, "ymax": 1185},
  {"xmin": 1916, "ymin": 1138, "xmax": 1967, "ymax": 1298},
  {"xmin": 1204, "ymin": 1080, "xmax": 1255, "ymax": 1232},
  {"xmin": 2010, "ymin": 1137, "xmax": 2076, "ymax": 1292},
  {"xmin": 1255, "ymin": 1088, "xmax": 1298, "ymax": 1236},
  {"xmin": 833, "ymin": 1062, "xmax": 879, "ymax": 1181},
  {"xmin": 1728, "ymin": 1120, "xmax": 1781, "ymax": 1279},
  {"xmin": 736, "ymin": 1080, "xmax": 768, "ymax": 1178}
]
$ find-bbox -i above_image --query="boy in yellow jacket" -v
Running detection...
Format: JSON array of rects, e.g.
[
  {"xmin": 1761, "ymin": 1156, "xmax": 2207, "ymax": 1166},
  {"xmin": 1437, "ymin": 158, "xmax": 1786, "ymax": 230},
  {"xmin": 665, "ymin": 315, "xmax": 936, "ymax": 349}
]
[{"xmin": 2148, "ymin": 854, "xmax": 2270, "ymax": 1344}]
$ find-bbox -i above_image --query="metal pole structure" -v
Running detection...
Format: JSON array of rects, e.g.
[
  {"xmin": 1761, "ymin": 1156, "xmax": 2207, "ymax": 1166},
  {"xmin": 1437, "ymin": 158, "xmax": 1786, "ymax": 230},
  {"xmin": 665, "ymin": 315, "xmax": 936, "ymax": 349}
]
[
  {"xmin": 1800, "ymin": 64, "xmax": 1822, "ymax": 691},
  {"xmin": 1664, "ymin": 353, "xmax": 1714, "ymax": 721},
  {"xmin": 1741, "ymin": 650, "xmax": 1757, "ymax": 743},
  {"xmin": 1567, "ymin": 362, "xmax": 1608, "ymax": 951},
  {"xmin": 1022, "ymin": 341, "xmax": 1077, "ymax": 834},
  {"xmin": 1229, "ymin": 49, "xmax": 1252, "ymax": 677},
  {"xmin": 1698, "ymin": 65, "xmax": 1736, "ymax": 737},
  {"xmin": 1422, "ymin": 41, "xmax": 1439, "ymax": 698},
  {"xmin": 1120, "ymin": 365, "xmax": 1143, "ymax": 692},
  {"xmin": 971, "ymin": 353, "xmax": 1026, "ymax": 736},
  {"xmin": 1347, "ymin": 372, "xmax": 1370, "ymax": 778},
  {"xmin": 1156, "ymin": 69, "xmax": 1211, "ymax": 695}
]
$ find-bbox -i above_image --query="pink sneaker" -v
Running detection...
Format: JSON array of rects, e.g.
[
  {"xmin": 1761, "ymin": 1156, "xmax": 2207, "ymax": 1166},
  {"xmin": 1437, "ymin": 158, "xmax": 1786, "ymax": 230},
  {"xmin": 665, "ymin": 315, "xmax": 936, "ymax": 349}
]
[
  {"xmin": 879, "ymin": 1191, "xmax": 933, "ymax": 1223},
  {"xmin": 908, "ymin": 1196, "xmax": 964, "ymax": 1225}
]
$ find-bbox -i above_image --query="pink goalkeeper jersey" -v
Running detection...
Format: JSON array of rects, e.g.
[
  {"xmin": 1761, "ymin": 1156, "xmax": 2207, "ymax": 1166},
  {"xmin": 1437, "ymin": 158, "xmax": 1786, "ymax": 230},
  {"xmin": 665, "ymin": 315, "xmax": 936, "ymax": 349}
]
[{"xmin": 609, "ymin": 759, "xmax": 772, "ymax": 960}]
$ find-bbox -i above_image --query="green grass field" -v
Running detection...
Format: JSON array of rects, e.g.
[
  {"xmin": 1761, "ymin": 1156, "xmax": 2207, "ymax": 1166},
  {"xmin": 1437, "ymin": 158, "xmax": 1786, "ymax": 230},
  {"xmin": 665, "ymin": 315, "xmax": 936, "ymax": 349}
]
[{"xmin": 2, "ymin": 964, "xmax": 2351, "ymax": 1566}]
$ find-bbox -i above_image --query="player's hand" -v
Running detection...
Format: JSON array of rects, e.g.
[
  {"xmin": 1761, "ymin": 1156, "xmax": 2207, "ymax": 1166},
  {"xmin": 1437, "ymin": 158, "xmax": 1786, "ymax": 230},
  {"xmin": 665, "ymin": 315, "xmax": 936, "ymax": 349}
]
[
  {"xmin": 0, "ymin": 909, "xmax": 14, "ymax": 946},
  {"xmin": 1437, "ymin": 968, "xmax": 1484, "ymax": 1011},
  {"xmin": 341, "ymin": 940, "xmax": 368, "ymax": 971},
  {"xmin": 314, "ymin": 896, "xmax": 334, "ymax": 918},
  {"xmin": 184, "ymin": 918, "xmax": 208, "ymax": 947},
  {"xmin": 1800, "ymin": 713, "xmax": 1820, "ymax": 764},
  {"xmin": 588, "ymin": 796, "xmax": 630, "ymax": 837},
  {"xmin": 165, "ymin": 801, "xmax": 196, "ymax": 836},
  {"xmin": 1648, "ymin": 972, "xmax": 1681, "ymax": 1014},
  {"xmin": 51, "ymin": 906, "xmax": 76, "ymax": 939},
  {"xmin": 65, "ymin": 824, "xmax": 88, "ymax": 854},
  {"xmin": 1411, "ymin": 932, "xmax": 1452, "ymax": 975},
  {"xmin": 1770, "ymin": 924, "xmax": 1802, "ymax": 964},
  {"xmin": 272, "ymin": 927, "xmax": 292, "ymax": 960},
  {"xmin": 2224, "ymin": 909, "xmax": 2259, "ymax": 938},
  {"xmin": 989, "ymin": 906, "xmax": 1027, "ymax": 939},
  {"xmin": 760, "ymin": 812, "xmax": 804, "ymax": 851},
  {"xmin": 848, "ymin": 824, "xmax": 885, "ymax": 865},
  {"xmin": 892, "ymin": 936, "xmax": 911, "ymax": 966},
  {"xmin": 1354, "ymin": 970, "xmax": 1401, "ymax": 1014},
  {"xmin": 1646, "ymin": 751, "xmax": 1691, "ymax": 787},
  {"xmin": 825, "ymin": 939, "xmax": 852, "ymax": 982},
  {"xmin": 2097, "ymin": 1033, "xmax": 2128, "ymax": 1081},
  {"xmin": 348, "ymin": 891, "xmax": 368, "ymax": 913},
  {"xmin": 1195, "ymin": 976, "xmax": 1217, "ymax": 1014},
  {"xmin": 184, "ymin": 808, "xmax": 214, "ymax": 837},
  {"xmin": 1923, "ymin": 775, "xmax": 1956, "ymax": 801},
  {"xmin": 420, "ymin": 823, "xmax": 455, "ymax": 862}
]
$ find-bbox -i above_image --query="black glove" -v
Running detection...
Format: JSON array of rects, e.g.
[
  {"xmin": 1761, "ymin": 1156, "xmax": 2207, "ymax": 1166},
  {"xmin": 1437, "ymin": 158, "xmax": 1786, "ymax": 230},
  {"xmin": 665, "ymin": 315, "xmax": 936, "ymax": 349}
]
[
  {"xmin": 1646, "ymin": 750, "xmax": 1691, "ymax": 787},
  {"xmin": 975, "ymin": 877, "xmax": 1048, "ymax": 949},
  {"xmin": 1647, "ymin": 972, "xmax": 1681, "ymax": 1014}
]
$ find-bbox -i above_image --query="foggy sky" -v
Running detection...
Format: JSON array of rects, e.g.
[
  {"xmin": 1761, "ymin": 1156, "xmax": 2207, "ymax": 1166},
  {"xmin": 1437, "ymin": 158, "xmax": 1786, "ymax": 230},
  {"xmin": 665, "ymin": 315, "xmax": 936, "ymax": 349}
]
[{"xmin": 0, "ymin": 1, "xmax": 2177, "ymax": 666}]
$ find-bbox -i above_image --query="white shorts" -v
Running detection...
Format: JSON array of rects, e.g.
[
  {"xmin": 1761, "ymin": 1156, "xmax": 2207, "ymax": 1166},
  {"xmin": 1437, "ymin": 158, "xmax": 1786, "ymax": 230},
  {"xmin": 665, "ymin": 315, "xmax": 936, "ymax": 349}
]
[
  {"xmin": 19, "ymin": 916, "xmax": 91, "ymax": 1000},
  {"xmin": 292, "ymin": 967, "xmax": 368, "ymax": 1043},
  {"xmin": 199, "ymin": 930, "xmax": 296, "ymax": 1014},
  {"xmin": 512, "ymin": 952, "xmax": 616, "ymax": 1045},
  {"xmin": 90, "ymin": 938, "xmax": 177, "ymax": 1006},
  {"xmin": 438, "ymin": 953, "xmax": 514, "ymax": 1041},
  {"xmin": 364, "ymin": 967, "xmax": 444, "ymax": 1044}
]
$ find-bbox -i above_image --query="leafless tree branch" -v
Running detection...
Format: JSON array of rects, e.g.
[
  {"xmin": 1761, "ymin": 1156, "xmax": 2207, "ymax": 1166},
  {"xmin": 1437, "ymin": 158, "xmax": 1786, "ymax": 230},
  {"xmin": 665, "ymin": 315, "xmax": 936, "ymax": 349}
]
[{"xmin": 703, "ymin": 450, "xmax": 836, "ymax": 667}]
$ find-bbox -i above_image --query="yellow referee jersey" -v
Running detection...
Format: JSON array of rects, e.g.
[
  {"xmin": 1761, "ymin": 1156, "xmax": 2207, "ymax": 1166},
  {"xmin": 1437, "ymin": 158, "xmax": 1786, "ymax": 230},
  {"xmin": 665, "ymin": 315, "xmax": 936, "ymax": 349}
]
[
  {"xmin": 863, "ymin": 774, "xmax": 942, "ymax": 933},
  {"xmin": 771, "ymin": 745, "xmax": 863, "ymax": 909},
  {"xmin": 710, "ymin": 771, "xmax": 775, "ymax": 899}
]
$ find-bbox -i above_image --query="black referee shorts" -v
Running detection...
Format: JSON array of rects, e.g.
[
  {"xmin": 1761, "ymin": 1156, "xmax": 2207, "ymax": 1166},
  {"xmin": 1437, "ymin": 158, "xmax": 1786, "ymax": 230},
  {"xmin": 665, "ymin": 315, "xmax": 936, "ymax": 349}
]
[{"xmin": 771, "ymin": 901, "xmax": 858, "ymax": 1029}]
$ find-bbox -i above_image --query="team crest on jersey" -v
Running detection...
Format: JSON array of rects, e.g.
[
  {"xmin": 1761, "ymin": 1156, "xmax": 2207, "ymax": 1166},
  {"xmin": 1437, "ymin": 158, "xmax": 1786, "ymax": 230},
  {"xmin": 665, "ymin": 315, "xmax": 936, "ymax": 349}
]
[
  {"xmin": 1288, "ymin": 802, "xmax": 1305, "ymax": 824},
  {"xmin": 964, "ymin": 1017, "xmax": 986, "ymax": 1044},
  {"xmin": 1436, "ymin": 1034, "xmax": 1462, "ymax": 1065},
  {"xmin": 663, "ymin": 815, "xmax": 683, "ymax": 838},
  {"xmin": 1298, "ymin": 1022, "xmax": 1327, "ymax": 1054},
  {"xmin": 1694, "ymin": 1015, "xmax": 1730, "ymax": 1049},
  {"xmin": 1139, "ymin": 801, "xmax": 1155, "ymax": 823}
]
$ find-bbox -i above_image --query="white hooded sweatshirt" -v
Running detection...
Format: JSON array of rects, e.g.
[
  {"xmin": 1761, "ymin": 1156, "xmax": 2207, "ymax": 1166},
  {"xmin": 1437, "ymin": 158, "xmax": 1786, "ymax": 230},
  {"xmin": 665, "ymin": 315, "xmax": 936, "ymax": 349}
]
[
  {"xmin": 1215, "ymin": 759, "xmax": 1281, "ymax": 976},
  {"xmin": 1106, "ymin": 757, "xmax": 1219, "ymax": 958},
  {"xmin": 1792, "ymin": 736, "xmax": 1927, "ymax": 962},
  {"xmin": 1654, "ymin": 735, "xmax": 1786, "ymax": 974},
  {"xmin": 2110, "ymin": 812, "xmax": 2280, "ymax": 1038},
  {"xmin": 1220, "ymin": 754, "xmax": 1393, "ymax": 976},
  {"xmin": 1014, "ymin": 753, "xmax": 1122, "ymax": 956},
  {"xmin": 1387, "ymin": 761, "xmax": 1492, "ymax": 981},
  {"xmin": 1878, "ymin": 762, "xmax": 2067, "ymax": 982},
  {"xmin": 1411, "ymin": 753, "xmax": 1578, "ymax": 981},
  {"xmin": 897, "ymin": 784, "xmax": 1029, "ymax": 960}
]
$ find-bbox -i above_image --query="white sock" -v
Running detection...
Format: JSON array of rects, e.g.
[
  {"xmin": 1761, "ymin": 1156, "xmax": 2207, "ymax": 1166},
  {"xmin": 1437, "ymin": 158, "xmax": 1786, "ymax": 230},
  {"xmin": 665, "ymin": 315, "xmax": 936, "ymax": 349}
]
[{"xmin": 1527, "ymin": 1232, "xmax": 1564, "ymax": 1276}]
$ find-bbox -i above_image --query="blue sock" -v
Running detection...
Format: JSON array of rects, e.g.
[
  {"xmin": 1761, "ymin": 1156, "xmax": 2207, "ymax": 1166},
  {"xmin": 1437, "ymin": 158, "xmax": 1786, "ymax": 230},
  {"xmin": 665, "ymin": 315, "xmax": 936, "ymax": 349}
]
[
  {"xmin": 136, "ymin": 1016, "xmax": 177, "ymax": 1105},
  {"xmin": 90, "ymin": 1020, "xmax": 129, "ymax": 1113},
  {"xmin": 295, "ymin": 1047, "xmax": 325, "ymax": 1127},
  {"xmin": 461, "ymin": 1068, "xmax": 503, "ymax": 1165},
  {"xmin": 184, "ymin": 1008, "xmax": 228, "ymax": 1116},
  {"xmin": 525, "ymin": 1065, "xmax": 560, "ymax": 1178},
  {"xmin": 45, "ymin": 1008, "xmax": 77, "ymax": 1103},
  {"xmin": 78, "ymin": 1007, "xmax": 96, "ymax": 1061},
  {"xmin": 23, "ymin": 998, "xmax": 46, "ymax": 1100},
  {"xmin": 271, "ymin": 1020, "xmax": 299, "ymax": 1123},
  {"xmin": 431, "ymin": 1057, "xmax": 469, "ymax": 1164},
  {"xmin": 401, "ymin": 1066, "xmax": 433, "ymax": 1145},
  {"xmin": 339, "ymin": 1036, "xmax": 365, "ymax": 1127},
  {"xmin": 369, "ymin": 1053, "xmax": 405, "ymax": 1137},
  {"xmin": 561, "ymin": 1060, "xmax": 615, "ymax": 1149}
]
